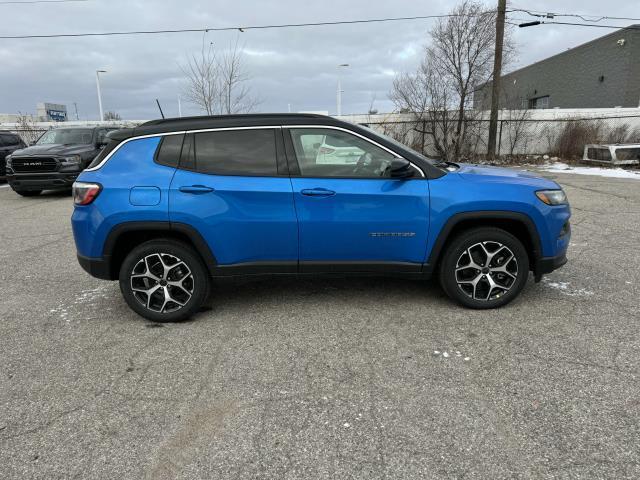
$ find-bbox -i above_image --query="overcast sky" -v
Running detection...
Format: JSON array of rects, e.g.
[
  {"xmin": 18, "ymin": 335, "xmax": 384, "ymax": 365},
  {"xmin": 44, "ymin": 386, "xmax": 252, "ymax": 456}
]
[{"xmin": 0, "ymin": 0, "xmax": 637, "ymax": 120}]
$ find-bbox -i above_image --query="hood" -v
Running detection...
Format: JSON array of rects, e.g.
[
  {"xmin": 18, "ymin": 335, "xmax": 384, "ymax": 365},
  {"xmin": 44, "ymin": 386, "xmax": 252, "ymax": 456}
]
[
  {"xmin": 11, "ymin": 143, "xmax": 96, "ymax": 157},
  {"xmin": 456, "ymin": 163, "xmax": 560, "ymax": 189}
]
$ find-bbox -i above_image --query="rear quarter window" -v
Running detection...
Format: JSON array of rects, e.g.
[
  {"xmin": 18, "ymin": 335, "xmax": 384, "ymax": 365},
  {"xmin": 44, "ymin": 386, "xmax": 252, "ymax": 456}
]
[{"xmin": 155, "ymin": 134, "xmax": 185, "ymax": 168}]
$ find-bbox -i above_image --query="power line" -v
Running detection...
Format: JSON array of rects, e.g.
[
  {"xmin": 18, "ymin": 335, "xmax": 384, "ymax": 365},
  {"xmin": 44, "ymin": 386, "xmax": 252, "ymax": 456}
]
[
  {"xmin": 519, "ymin": 21, "xmax": 640, "ymax": 31},
  {"xmin": 511, "ymin": 8, "xmax": 640, "ymax": 23},
  {"xmin": 0, "ymin": 0, "xmax": 90, "ymax": 4},
  {"xmin": 0, "ymin": 12, "xmax": 496, "ymax": 40}
]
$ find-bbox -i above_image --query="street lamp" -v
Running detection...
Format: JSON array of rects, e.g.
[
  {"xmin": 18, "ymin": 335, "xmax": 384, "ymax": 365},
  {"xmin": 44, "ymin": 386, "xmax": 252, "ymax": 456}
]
[
  {"xmin": 96, "ymin": 70, "xmax": 107, "ymax": 121},
  {"xmin": 336, "ymin": 63, "xmax": 349, "ymax": 116}
]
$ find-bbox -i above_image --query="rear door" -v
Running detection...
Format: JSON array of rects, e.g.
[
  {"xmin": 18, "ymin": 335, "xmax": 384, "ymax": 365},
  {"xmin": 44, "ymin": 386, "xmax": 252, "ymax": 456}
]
[
  {"xmin": 286, "ymin": 127, "xmax": 430, "ymax": 272},
  {"xmin": 169, "ymin": 127, "xmax": 298, "ymax": 273}
]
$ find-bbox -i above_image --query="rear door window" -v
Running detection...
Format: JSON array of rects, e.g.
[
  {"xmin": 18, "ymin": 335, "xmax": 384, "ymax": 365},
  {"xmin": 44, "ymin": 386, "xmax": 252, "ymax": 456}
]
[{"xmin": 192, "ymin": 129, "xmax": 278, "ymax": 176}]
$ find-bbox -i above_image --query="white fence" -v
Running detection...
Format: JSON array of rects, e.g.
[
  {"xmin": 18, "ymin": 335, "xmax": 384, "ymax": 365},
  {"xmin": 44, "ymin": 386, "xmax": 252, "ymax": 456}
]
[
  {"xmin": 337, "ymin": 108, "xmax": 640, "ymax": 157},
  {"xmin": 3, "ymin": 108, "xmax": 640, "ymax": 158}
]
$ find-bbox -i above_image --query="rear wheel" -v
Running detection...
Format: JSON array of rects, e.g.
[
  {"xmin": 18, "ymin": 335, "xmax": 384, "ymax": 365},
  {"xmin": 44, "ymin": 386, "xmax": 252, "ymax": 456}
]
[
  {"xmin": 439, "ymin": 228, "xmax": 529, "ymax": 309},
  {"xmin": 119, "ymin": 239, "xmax": 210, "ymax": 322},
  {"xmin": 13, "ymin": 189, "xmax": 42, "ymax": 197}
]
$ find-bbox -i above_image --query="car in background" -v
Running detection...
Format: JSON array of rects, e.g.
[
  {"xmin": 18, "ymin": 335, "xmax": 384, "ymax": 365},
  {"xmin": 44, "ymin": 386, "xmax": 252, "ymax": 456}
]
[
  {"xmin": 0, "ymin": 131, "xmax": 27, "ymax": 180},
  {"xmin": 5, "ymin": 126, "xmax": 119, "ymax": 196},
  {"xmin": 300, "ymin": 131, "xmax": 364, "ymax": 166}
]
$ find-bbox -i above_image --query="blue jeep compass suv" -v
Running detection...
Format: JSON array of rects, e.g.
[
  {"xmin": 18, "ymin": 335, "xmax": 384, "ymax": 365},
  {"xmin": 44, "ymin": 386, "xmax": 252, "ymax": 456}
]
[{"xmin": 71, "ymin": 114, "xmax": 570, "ymax": 322}]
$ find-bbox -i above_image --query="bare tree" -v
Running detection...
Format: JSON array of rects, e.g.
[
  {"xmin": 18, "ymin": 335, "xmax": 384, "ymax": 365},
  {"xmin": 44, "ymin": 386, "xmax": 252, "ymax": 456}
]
[
  {"xmin": 390, "ymin": 0, "xmax": 513, "ymax": 161},
  {"xmin": 182, "ymin": 39, "xmax": 260, "ymax": 115},
  {"xmin": 500, "ymin": 92, "xmax": 532, "ymax": 157},
  {"xmin": 217, "ymin": 38, "xmax": 261, "ymax": 114},
  {"xmin": 103, "ymin": 111, "xmax": 122, "ymax": 121},
  {"xmin": 15, "ymin": 113, "xmax": 43, "ymax": 145},
  {"xmin": 181, "ymin": 42, "xmax": 219, "ymax": 115}
]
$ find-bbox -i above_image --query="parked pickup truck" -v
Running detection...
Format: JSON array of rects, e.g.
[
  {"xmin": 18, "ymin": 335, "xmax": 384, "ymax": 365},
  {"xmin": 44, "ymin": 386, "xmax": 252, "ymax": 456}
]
[{"xmin": 5, "ymin": 126, "xmax": 119, "ymax": 197}]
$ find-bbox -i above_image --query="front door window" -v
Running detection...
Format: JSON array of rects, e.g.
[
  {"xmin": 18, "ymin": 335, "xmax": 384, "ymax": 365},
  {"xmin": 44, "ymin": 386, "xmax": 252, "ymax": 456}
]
[{"xmin": 289, "ymin": 128, "xmax": 397, "ymax": 178}]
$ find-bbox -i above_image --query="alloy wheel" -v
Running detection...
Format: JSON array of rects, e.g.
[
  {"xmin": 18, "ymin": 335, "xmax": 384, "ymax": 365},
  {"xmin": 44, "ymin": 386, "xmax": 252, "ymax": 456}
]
[
  {"xmin": 130, "ymin": 253, "xmax": 194, "ymax": 313},
  {"xmin": 455, "ymin": 241, "xmax": 518, "ymax": 301}
]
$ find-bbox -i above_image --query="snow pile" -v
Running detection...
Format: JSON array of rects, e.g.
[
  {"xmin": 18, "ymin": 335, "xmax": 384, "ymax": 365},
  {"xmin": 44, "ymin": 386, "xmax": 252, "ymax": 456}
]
[{"xmin": 540, "ymin": 162, "xmax": 640, "ymax": 179}]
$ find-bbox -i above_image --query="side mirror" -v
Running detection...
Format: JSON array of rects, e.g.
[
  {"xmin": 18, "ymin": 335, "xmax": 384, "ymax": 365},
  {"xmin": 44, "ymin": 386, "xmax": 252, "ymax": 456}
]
[{"xmin": 389, "ymin": 158, "xmax": 414, "ymax": 178}]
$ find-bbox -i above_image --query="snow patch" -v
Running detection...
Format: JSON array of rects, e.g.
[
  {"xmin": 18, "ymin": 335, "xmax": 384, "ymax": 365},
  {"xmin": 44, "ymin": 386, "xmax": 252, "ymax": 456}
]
[
  {"xmin": 49, "ymin": 285, "xmax": 112, "ymax": 322},
  {"xmin": 434, "ymin": 350, "xmax": 470, "ymax": 362},
  {"xmin": 540, "ymin": 162, "xmax": 640, "ymax": 179},
  {"xmin": 542, "ymin": 278, "xmax": 593, "ymax": 297}
]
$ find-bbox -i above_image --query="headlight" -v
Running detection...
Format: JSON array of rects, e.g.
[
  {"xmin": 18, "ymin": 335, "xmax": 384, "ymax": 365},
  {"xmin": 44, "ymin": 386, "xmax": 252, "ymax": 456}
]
[
  {"xmin": 5, "ymin": 155, "xmax": 11, "ymax": 168},
  {"xmin": 60, "ymin": 155, "xmax": 82, "ymax": 166},
  {"xmin": 536, "ymin": 189, "xmax": 567, "ymax": 205}
]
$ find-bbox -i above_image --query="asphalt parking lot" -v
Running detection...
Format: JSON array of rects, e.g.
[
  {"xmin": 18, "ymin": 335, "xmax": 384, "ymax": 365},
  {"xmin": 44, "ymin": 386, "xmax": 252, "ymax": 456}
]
[{"xmin": 0, "ymin": 170, "xmax": 638, "ymax": 479}]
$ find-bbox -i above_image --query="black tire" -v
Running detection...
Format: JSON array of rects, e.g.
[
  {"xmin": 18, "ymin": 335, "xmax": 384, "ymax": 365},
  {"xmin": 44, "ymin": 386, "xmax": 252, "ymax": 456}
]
[
  {"xmin": 439, "ymin": 227, "xmax": 529, "ymax": 309},
  {"xmin": 119, "ymin": 239, "xmax": 210, "ymax": 322},
  {"xmin": 13, "ymin": 189, "xmax": 42, "ymax": 197}
]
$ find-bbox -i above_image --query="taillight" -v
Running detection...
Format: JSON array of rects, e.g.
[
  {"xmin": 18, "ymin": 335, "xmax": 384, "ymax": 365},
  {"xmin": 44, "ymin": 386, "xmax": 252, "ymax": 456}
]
[{"xmin": 73, "ymin": 182, "xmax": 102, "ymax": 205}]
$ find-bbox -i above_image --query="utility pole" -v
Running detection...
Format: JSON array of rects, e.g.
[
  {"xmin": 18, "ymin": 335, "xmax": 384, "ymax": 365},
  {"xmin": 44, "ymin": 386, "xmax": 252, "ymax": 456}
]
[
  {"xmin": 486, "ymin": 0, "xmax": 506, "ymax": 160},
  {"xmin": 178, "ymin": 94, "xmax": 182, "ymax": 118}
]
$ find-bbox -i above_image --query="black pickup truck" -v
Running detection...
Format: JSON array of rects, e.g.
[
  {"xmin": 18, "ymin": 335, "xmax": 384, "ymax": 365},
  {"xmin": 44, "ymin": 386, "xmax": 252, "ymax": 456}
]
[{"xmin": 5, "ymin": 126, "xmax": 118, "ymax": 197}]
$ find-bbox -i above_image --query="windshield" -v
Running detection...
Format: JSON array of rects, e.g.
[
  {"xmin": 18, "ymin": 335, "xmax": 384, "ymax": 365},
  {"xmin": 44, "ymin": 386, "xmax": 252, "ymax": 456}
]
[
  {"xmin": 37, "ymin": 128, "xmax": 94, "ymax": 145},
  {"xmin": 360, "ymin": 125, "xmax": 440, "ymax": 167}
]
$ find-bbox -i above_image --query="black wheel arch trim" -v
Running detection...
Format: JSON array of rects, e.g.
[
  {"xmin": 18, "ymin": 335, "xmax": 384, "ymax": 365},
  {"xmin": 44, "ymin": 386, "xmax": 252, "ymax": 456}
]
[
  {"xmin": 102, "ymin": 221, "xmax": 218, "ymax": 278},
  {"xmin": 424, "ymin": 210, "xmax": 544, "ymax": 275}
]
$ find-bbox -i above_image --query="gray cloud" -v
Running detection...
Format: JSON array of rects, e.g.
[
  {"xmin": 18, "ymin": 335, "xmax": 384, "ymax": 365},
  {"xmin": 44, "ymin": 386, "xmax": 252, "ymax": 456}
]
[{"xmin": 0, "ymin": 0, "xmax": 635, "ymax": 120}]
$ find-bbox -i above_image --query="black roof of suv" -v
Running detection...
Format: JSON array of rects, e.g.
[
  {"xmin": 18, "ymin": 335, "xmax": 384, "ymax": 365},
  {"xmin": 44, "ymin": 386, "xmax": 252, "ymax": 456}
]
[{"xmin": 106, "ymin": 114, "xmax": 444, "ymax": 178}]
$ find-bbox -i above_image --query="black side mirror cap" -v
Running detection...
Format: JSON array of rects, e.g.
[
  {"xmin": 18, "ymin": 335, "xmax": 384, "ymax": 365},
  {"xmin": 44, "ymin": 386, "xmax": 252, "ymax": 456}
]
[{"xmin": 389, "ymin": 158, "xmax": 415, "ymax": 178}]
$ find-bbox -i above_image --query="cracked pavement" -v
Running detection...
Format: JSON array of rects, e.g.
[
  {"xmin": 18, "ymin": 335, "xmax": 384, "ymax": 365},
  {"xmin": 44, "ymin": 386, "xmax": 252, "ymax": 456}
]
[{"xmin": 0, "ymin": 170, "xmax": 638, "ymax": 479}]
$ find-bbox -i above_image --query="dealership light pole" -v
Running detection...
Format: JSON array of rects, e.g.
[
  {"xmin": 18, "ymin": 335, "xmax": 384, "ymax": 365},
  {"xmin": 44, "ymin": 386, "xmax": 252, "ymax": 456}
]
[
  {"xmin": 96, "ymin": 69, "xmax": 107, "ymax": 121},
  {"xmin": 336, "ymin": 63, "xmax": 349, "ymax": 116}
]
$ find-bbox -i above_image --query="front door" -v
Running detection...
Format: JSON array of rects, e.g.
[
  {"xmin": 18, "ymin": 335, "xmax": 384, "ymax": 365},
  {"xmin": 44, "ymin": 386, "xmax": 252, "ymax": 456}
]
[
  {"xmin": 169, "ymin": 128, "xmax": 298, "ymax": 273},
  {"xmin": 286, "ymin": 127, "xmax": 430, "ymax": 273}
]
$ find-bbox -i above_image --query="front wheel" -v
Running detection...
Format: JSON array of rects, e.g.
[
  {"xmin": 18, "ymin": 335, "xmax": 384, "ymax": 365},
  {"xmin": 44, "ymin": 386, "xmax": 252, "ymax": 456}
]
[
  {"xmin": 439, "ymin": 228, "xmax": 529, "ymax": 309},
  {"xmin": 119, "ymin": 240, "xmax": 210, "ymax": 322}
]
